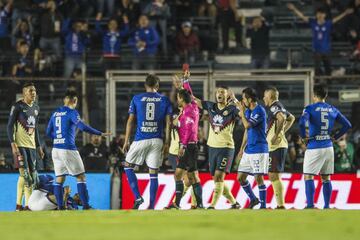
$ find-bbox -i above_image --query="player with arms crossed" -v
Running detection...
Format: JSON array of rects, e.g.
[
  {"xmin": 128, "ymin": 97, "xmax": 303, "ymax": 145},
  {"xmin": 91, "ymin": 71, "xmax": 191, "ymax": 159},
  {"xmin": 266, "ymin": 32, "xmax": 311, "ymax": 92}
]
[
  {"xmin": 232, "ymin": 88, "xmax": 269, "ymax": 209},
  {"xmin": 170, "ymin": 68, "xmax": 203, "ymax": 209},
  {"xmin": 122, "ymin": 74, "xmax": 172, "ymax": 210},
  {"xmin": 263, "ymin": 87, "xmax": 295, "ymax": 209},
  {"xmin": 46, "ymin": 90, "xmax": 111, "ymax": 210},
  {"xmin": 299, "ymin": 85, "xmax": 351, "ymax": 209},
  {"xmin": 7, "ymin": 82, "xmax": 44, "ymax": 211},
  {"xmin": 179, "ymin": 77, "xmax": 240, "ymax": 209}
]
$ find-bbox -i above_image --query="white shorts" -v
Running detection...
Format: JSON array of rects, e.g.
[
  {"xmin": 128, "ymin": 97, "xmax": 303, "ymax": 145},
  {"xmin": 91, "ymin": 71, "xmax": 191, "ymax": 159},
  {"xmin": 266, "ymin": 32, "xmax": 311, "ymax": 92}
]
[
  {"xmin": 303, "ymin": 147, "xmax": 334, "ymax": 175},
  {"xmin": 52, "ymin": 148, "xmax": 85, "ymax": 176},
  {"xmin": 28, "ymin": 190, "xmax": 57, "ymax": 211},
  {"xmin": 125, "ymin": 138, "xmax": 163, "ymax": 169},
  {"xmin": 238, "ymin": 152, "xmax": 269, "ymax": 175}
]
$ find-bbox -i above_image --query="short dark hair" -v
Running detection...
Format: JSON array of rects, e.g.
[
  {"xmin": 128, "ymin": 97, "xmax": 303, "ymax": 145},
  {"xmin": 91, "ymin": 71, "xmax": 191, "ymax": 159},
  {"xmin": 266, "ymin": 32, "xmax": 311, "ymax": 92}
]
[
  {"xmin": 178, "ymin": 89, "xmax": 192, "ymax": 104},
  {"xmin": 313, "ymin": 84, "xmax": 328, "ymax": 99},
  {"xmin": 22, "ymin": 82, "xmax": 35, "ymax": 89},
  {"xmin": 64, "ymin": 90, "xmax": 78, "ymax": 100},
  {"xmin": 145, "ymin": 74, "xmax": 160, "ymax": 88},
  {"xmin": 19, "ymin": 41, "xmax": 28, "ymax": 47},
  {"xmin": 316, "ymin": 7, "xmax": 327, "ymax": 14},
  {"xmin": 242, "ymin": 87, "xmax": 257, "ymax": 102}
]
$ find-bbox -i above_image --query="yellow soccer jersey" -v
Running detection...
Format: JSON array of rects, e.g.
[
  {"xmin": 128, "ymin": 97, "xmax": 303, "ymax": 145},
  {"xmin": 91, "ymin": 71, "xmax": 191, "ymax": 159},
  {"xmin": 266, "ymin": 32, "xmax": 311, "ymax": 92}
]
[
  {"xmin": 169, "ymin": 128, "xmax": 179, "ymax": 155},
  {"xmin": 202, "ymin": 101, "xmax": 239, "ymax": 149},
  {"xmin": 7, "ymin": 100, "xmax": 40, "ymax": 149},
  {"xmin": 266, "ymin": 101, "xmax": 289, "ymax": 151}
]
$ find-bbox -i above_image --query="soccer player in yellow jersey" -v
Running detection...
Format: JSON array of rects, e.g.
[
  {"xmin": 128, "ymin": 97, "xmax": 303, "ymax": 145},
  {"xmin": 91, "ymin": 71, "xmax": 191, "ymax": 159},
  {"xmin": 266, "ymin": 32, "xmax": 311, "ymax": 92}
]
[
  {"xmin": 7, "ymin": 83, "xmax": 44, "ymax": 211},
  {"xmin": 263, "ymin": 87, "xmax": 295, "ymax": 209},
  {"xmin": 187, "ymin": 83, "xmax": 240, "ymax": 209}
]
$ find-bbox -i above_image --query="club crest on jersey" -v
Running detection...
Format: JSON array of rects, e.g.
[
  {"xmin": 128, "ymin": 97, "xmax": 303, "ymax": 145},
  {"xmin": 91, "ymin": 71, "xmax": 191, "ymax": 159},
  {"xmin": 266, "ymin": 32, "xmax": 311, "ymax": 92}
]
[
  {"xmin": 34, "ymin": 110, "xmax": 38, "ymax": 116},
  {"xmin": 27, "ymin": 116, "xmax": 36, "ymax": 126},
  {"xmin": 223, "ymin": 110, "xmax": 229, "ymax": 116},
  {"xmin": 270, "ymin": 106, "xmax": 278, "ymax": 112},
  {"xmin": 213, "ymin": 115, "xmax": 224, "ymax": 124}
]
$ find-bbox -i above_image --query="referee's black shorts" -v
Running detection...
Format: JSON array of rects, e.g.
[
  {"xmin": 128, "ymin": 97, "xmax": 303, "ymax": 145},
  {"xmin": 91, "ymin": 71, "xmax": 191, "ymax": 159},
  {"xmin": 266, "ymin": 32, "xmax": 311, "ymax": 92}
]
[{"xmin": 177, "ymin": 144, "xmax": 198, "ymax": 172}]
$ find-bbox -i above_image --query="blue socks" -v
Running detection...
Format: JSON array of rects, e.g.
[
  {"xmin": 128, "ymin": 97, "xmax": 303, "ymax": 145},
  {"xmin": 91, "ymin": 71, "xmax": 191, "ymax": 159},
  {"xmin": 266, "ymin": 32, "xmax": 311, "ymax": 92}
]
[
  {"xmin": 54, "ymin": 182, "xmax": 63, "ymax": 209},
  {"xmin": 149, "ymin": 173, "xmax": 158, "ymax": 209},
  {"xmin": 77, "ymin": 181, "xmax": 90, "ymax": 208},
  {"xmin": 125, "ymin": 168, "xmax": 141, "ymax": 199},
  {"xmin": 241, "ymin": 180, "xmax": 256, "ymax": 201},
  {"xmin": 305, "ymin": 179, "xmax": 315, "ymax": 208},
  {"xmin": 258, "ymin": 184, "xmax": 267, "ymax": 208},
  {"xmin": 323, "ymin": 180, "xmax": 332, "ymax": 209}
]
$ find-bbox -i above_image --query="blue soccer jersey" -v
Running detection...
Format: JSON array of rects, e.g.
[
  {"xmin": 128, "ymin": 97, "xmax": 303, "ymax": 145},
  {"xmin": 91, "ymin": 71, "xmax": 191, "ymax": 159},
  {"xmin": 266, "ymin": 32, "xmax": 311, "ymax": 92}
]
[
  {"xmin": 299, "ymin": 102, "xmax": 351, "ymax": 149},
  {"xmin": 244, "ymin": 104, "xmax": 268, "ymax": 154},
  {"xmin": 46, "ymin": 106, "xmax": 102, "ymax": 150},
  {"xmin": 129, "ymin": 92, "xmax": 172, "ymax": 141}
]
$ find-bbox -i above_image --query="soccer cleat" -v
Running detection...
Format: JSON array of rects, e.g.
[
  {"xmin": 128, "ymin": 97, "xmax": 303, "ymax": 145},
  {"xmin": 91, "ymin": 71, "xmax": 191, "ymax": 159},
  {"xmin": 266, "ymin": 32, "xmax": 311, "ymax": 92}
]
[
  {"xmin": 230, "ymin": 202, "xmax": 241, "ymax": 209},
  {"xmin": 248, "ymin": 198, "xmax": 260, "ymax": 209},
  {"xmin": 15, "ymin": 205, "xmax": 23, "ymax": 211},
  {"xmin": 164, "ymin": 203, "xmax": 179, "ymax": 210},
  {"xmin": 83, "ymin": 206, "xmax": 94, "ymax": 210},
  {"xmin": 304, "ymin": 206, "xmax": 316, "ymax": 209},
  {"xmin": 206, "ymin": 206, "xmax": 215, "ymax": 210},
  {"xmin": 23, "ymin": 206, "xmax": 31, "ymax": 211},
  {"xmin": 190, "ymin": 205, "xmax": 197, "ymax": 210},
  {"xmin": 275, "ymin": 206, "xmax": 286, "ymax": 210},
  {"xmin": 132, "ymin": 197, "xmax": 144, "ymax": 210}
]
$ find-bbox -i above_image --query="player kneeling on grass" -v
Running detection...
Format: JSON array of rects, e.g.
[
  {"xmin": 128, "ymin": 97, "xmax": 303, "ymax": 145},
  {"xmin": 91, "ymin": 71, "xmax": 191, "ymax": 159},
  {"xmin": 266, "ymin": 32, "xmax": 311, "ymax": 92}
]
[
  {"xmin": 46, "ymin": 90, "xmax": 111, "ymax": 210},
  {"xmin": 299, "ymin": 85, "xmax": 351, "ymax": 209},
  {"xmin": 28, "ymin": 174, "xmax": 81, "ymax": 211},
  {"xmin": 263, "ymin": 87, "xmax": 295, "ymax": 209},
  {"xmin": 122, "ymin": 75, "xmax": 172, "ymax": 210},
  {"xmin": 232, "ymin": 88, "xmax": 269, "ymax": 209}
]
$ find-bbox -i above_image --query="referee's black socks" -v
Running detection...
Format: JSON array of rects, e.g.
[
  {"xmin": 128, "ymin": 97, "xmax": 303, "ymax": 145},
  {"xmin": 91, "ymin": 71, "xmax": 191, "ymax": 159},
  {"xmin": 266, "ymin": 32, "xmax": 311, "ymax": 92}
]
[
  {"xmin": 192, "ymin": 182, "xmax": 203, "ymax": 208},
  {"xmin": 175, "ymin": 181, "xmax": 184, "ymax": 207}
]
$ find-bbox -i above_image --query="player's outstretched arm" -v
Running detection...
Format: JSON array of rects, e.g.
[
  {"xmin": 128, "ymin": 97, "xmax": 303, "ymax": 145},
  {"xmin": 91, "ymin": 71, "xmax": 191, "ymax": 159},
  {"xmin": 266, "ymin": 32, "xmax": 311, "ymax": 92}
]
[
  {"xmin": 333, "ymin": 111, "xmax": 352, "ymax": 140},
  {"xmin": 333, "ymin": 8, "xmax": 353, "ymax": 24},
  {"xmin": 122, "ymin": 114, "xmax": 135, "ymax": 153},
  {"xmin": 284, "ymin": 113, "xmax": 296, "ymax": 133},
  {"xmin": 287, "ymin": 3, "xmax": 309, "ymax": 23}
]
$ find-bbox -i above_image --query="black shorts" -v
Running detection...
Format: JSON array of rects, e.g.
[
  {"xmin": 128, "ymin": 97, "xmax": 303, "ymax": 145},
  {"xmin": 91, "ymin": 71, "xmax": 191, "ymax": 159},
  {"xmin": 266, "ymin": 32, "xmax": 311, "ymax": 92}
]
[
  {"xmin": 15, "ymin": 147, "xmax": 37, "ymax": 171},
  {"xmin": 208, "ymin": 147, "xmax": 235, "ymax": 176},
  {"xmin": 269, "ymin": 148, "xmax": 287, "ymax": 173},
  {"xmin": 177, "ymin": 144, "xmax": 198, "ymax": 172}
]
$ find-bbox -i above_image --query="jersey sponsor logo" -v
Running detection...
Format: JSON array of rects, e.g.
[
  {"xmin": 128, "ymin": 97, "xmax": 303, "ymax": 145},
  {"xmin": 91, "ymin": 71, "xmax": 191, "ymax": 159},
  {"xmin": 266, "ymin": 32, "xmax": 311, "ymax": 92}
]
[
  {"xmin": 213, "ymin": 114, "xmax": 224, "ymax": 124},
  {"xmin": 315, "ymin": 107, "xmax": 333, "ymax": 112},
  {"xmin": 122, "ymin": 173, "xmax": 360, "ymax": 210},
  {"xmin": 27, "ymin": 116, "xmax": 36, "ymax": 126},
  {"xmin": 54, "ymin": 111, "xmax": 67, "ymax": 117},
  {"xmin": 141, "ymin": 97, "xmax": 161, "ymax": 102},
  {"xmin": 185, "ymin": 117, "xmax": 194, "ymax": 125},
  {"xmin": 54, "ymin": 138, "xmax": 65, "ymax": 144}
]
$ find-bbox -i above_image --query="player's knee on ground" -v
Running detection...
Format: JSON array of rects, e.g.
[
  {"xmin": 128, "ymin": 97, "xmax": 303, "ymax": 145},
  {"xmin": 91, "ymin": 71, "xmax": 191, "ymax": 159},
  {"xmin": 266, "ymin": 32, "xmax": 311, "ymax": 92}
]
[
  {"xmin": 304, "ymin": 174, "xmax": 314, "ymax": 181},
  {"xmin": 237, "ymin": 173, "xmax": 247, "ymax": 184},
  {"xmin": 255, "ymin": 174, "xmax": 264, "ymax": 185},
  {"xmin": 269, "ymin": 172, "xmax": 280, "ymax": 182},
  {"xmin": 213, "ymin": 170, "xmax": 225, "ymax": 182}
]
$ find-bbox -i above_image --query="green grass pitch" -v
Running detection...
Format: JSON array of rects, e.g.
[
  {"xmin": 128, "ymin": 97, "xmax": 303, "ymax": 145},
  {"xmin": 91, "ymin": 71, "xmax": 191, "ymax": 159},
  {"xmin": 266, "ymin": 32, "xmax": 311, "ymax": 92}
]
[{"xmin": 0, "ymin": 210, "xmax": 359, "ymax": 240}]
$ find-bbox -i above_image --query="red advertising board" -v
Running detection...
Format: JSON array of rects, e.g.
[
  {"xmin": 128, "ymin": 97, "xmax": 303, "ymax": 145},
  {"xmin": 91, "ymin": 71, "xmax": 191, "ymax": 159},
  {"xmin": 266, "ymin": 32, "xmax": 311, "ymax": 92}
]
[{"xmin": 121, "ymin": 173, "xmax": 360, "ymax": 210}]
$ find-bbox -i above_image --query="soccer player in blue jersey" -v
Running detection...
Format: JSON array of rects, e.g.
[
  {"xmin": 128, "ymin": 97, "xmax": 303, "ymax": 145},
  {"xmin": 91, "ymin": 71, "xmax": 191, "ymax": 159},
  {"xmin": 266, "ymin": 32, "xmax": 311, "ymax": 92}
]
[
  {"xmin": 46, "ymin": 90, "xmax": 111, "ymax": 210},
  {"xmin": 299, "ymin": 85, "xmax": 351, "ymax": 209},
  {"xmin": 232, "ymin": 88, "xmax": 269, "ymax": 209},
  {"xmin": 122, "ymin": 74, "xmax": 172, "ymax": 210}
]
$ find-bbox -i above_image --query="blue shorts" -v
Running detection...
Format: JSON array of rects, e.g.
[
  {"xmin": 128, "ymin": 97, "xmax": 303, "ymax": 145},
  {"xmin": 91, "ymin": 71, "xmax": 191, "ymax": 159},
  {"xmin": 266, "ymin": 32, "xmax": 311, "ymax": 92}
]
[{"xmin": 208, "ymin": 147, "xmax": 235, "ymax": 176}]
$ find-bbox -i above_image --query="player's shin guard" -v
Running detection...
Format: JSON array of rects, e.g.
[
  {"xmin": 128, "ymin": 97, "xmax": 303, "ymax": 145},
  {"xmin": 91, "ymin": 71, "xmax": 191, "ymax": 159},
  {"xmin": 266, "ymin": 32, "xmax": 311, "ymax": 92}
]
[
  {"xmin": 77, "ymin": 182, "xmax": 90, "ymax": 209},
  {"xmin": 175, "ymin": 181, "xmax": 184, "ymax": 207},
  {"xmin": 192, "ymin": 182, "xmax": 203, "ymax": 208},
  {"xmin": 223, "ymin": 183, "xmax": 237, "ymax": 205},
  {"xmin": 241, "ymin": 181, "xmax": 256, "ymax": 201},
  {"xmin": 322, "ymin": 180, "xmax": 332, "ymax": 209},
  {"xmin": 124, "ymin": 168, "xmax": 141, "ymax": 199},
  {"xmin": 16, "ymin": 176, "xmax": 25, "ymax": 206},
  {"xmin": 272, "ymin": 180, "xmax": 284, "ymax": 207},
  {"xmin": 149, "ymin": 174, "xmax": 158, "ymax": 209},
  {"xmin": 210, "ymin": 182, "xmax": 224, "ymax": 207},
  {"xmin": 54, "ymin": 182, "xmax": 64, "ymax": 209},
  {"xmin": 258, "ymin": 185, "xmax": 267, "ymax": 208},
  {"xmin": 305, "ymin": 179, "xmax": 315, "ymax": 208}
]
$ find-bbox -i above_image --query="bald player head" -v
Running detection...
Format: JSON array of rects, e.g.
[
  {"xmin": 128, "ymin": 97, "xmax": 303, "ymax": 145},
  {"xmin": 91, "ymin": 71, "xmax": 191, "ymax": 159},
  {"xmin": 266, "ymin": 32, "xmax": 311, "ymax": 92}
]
[{"xmin": 263, "ymin": 87, "xmax": 279, "ymax": 107}]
